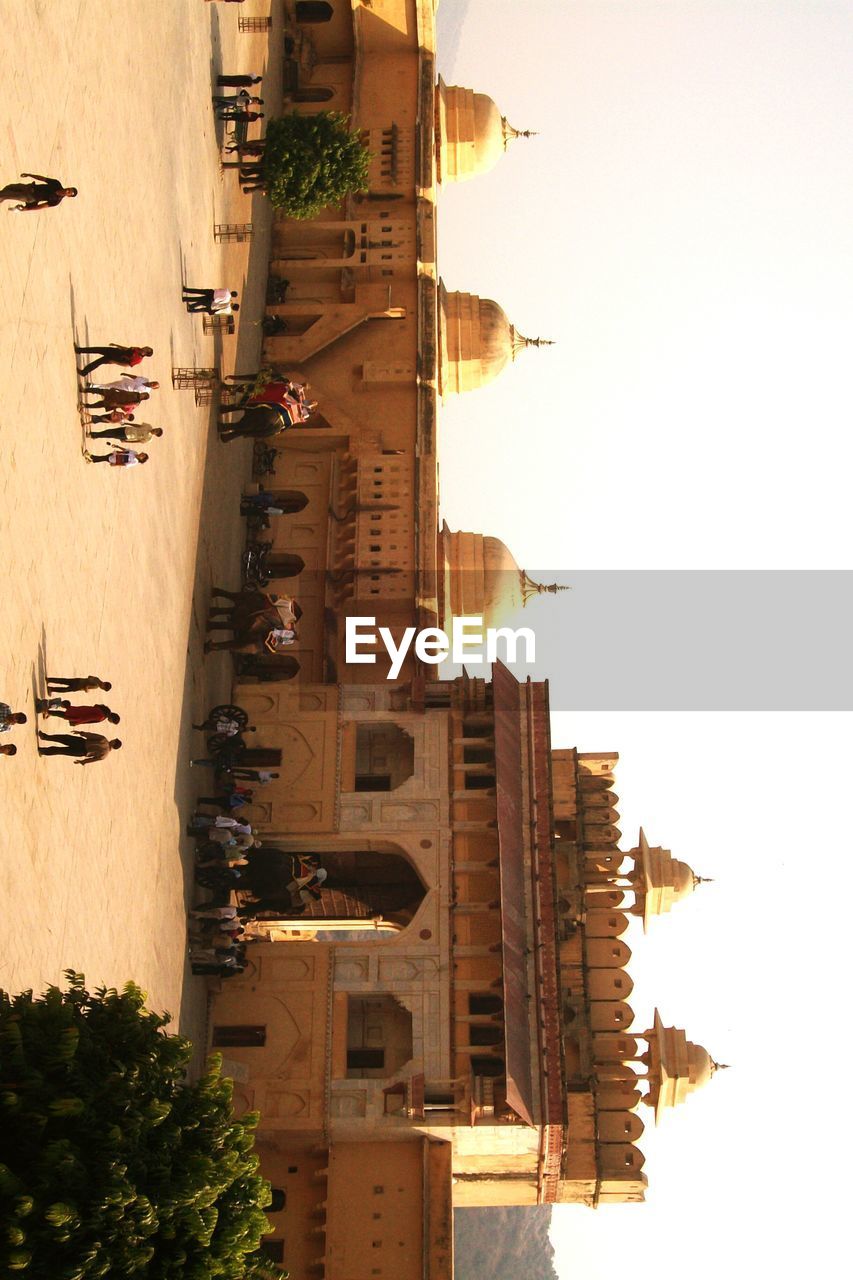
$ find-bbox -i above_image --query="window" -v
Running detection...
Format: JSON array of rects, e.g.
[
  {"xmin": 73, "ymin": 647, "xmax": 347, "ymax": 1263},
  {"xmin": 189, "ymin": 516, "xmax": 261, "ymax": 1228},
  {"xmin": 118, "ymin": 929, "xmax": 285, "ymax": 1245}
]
[
  {"xmin": 347, "ymin": 1048, "xmax": 385, "ymax": 1070},
  {"xmin": 374, "ymin": 1186, "xmax": 384, "ymax": 1194},
  {"xmin": 269, "ymin": 1189, "xmax": 286, "ymax": 1213},
  {"xmin": 470, "ymin": 1055, "xmax": 505, "ymax": 1078},
  {"xmin": 469, "ymin": 1025, "xmax": 502, "ymax": 1046},
  {"xmin": 468, "ymin": 994, "xmax": 503, "ymax": 1015},
  {"xmin": 260, "ymin": 1241, "xmax": 285, "ymax": 1263},
  {"xmin": 465, "ymin": 773, "xmax": 495, "ymax": 791},
  {"xmin": 295, "ymin": 1, "xmax": 333, "ymax": 20},
  {"xmin": 288, "ymin": 1166, "xmax": 298, "ymax": 1174},
  {"xmin": 212, "ymin": 1025, "xmax": 266, "ymax": 1048},
  {"xmin": 355, "ymin": 774, "xmax": 391, "ymax": 791}
]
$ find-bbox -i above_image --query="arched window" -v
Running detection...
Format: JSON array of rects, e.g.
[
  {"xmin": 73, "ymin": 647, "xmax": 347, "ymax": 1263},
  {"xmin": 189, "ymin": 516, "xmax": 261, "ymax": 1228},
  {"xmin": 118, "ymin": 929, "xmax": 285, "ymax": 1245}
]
[
  {"xmin": 296, "ymin": 1, "xmax": 333, "ymax": 21},
  {"xmin": 346, "ymin": 723, "xmax": 414, "ymax": 791},
  {"xmin": 266, "ymin": 552, "xmax": 305, "ymax": 580},
  {"xmin": 269, "ymin": 1189, "xmax": 286, "ymax": 1213},
  {"xmin": 346, "ymin": 995, "xmax": 413, "ymax": 1078}
]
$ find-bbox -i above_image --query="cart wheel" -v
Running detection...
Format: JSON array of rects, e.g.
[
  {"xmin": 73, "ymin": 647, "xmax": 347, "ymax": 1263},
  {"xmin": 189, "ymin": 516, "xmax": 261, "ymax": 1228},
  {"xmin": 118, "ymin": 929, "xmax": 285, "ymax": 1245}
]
[{"xmin": 208, "ymin": 704, "xmax": 249, "ymax": 728}]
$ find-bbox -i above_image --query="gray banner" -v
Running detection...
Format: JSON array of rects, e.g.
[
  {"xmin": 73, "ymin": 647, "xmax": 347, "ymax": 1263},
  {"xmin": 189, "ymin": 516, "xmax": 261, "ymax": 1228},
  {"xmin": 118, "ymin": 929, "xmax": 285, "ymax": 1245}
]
[{"xmin": 442, "ymin": 570, "xmax": 852, "ymax": 710}]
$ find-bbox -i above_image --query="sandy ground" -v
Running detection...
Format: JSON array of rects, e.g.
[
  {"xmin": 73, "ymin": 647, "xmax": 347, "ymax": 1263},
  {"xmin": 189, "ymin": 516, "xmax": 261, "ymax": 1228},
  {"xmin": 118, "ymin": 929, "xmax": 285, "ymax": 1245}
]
[{"xmin": 0, "ymin": 0, "xmax": 279, "ymax": 1051}]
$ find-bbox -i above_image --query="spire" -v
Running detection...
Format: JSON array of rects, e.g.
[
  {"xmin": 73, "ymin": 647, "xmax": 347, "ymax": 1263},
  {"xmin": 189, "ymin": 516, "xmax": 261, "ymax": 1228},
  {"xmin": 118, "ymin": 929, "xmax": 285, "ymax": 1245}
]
[
  {"xmin": 520, "ymin": 571, "xmax": 572, "ymax": 606},
  {"xmin": 510, "ymin": 328, "xmax": 556, "ymax": 358},
  {"xmin": 502, "ymin": 118, "xmax": 539, "ymax": 147}
]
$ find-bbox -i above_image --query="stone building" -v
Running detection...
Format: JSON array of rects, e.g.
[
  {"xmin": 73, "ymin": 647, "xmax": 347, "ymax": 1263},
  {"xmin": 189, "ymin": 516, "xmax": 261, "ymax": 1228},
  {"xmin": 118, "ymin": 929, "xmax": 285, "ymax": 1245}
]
[{"xmin": 205, "ymin": 3, "xmax": 724, "ymax": 1276}]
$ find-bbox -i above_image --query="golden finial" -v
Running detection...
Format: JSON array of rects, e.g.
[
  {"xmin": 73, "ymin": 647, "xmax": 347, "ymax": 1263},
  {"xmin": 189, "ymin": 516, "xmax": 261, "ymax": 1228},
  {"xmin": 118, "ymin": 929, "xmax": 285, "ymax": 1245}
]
[
  {"xmin": 502, "ymin": 119, "xmax": 539, "ymax": 147},
  {"xmin": 510, "ymin": 329, "xmax": 556, "ymax": 358},
  {"xmin": 520, "ymin": 571, "xmax": 572, "ymax": 606}
]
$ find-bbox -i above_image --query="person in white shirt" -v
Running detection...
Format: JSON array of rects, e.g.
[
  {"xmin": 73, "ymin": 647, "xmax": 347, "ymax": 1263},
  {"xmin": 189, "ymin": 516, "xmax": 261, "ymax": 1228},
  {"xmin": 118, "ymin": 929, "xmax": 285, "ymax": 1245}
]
[
  {"xmin": 87, "ymin": 422, "xmax": 163, "ymax": 445},
  {"xmin": 86, "ymin": 375, "xmax": 160, "ymax": 394},
  {"xmin": 183, "ymin": 286, "xmax": 240, "ymax": 315}
]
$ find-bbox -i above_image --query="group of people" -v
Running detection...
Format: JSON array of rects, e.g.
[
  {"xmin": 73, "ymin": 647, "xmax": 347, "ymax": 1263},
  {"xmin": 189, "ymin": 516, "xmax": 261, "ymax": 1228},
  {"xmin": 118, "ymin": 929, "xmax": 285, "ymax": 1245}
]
[
  {"xmin": 183, "ymin": 286, "xmax": 240, "ymax": 317},
  {"xmin": 31, "ymin": 676, "xmax": 121, "ymax": 764},
  {"xmin": 77, "ymin": 343, "xmax": 164, "ymax": 466},
  {"xmin": 0, "ymin": 701, "xmax": 28, "ymax": 758}
]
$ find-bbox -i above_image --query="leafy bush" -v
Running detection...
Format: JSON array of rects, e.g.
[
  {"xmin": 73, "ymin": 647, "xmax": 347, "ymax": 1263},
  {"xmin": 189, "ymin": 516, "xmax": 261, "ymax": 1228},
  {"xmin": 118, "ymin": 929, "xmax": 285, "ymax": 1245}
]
[
  {"xmin": 261, "ymin": 112, "xmax": 370, "ymax": 216},
  {"xmin": 0, "ymin": 973, "xmax": 285, "ymax": 1279}
]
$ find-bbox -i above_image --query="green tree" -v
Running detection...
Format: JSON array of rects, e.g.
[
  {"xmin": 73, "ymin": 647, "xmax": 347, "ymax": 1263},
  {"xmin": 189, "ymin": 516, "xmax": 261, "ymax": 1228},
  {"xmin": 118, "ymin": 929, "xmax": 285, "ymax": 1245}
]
[
  {"xmin": 0, "ymin": 973, "xmax": 286, "ymax": 1279},
  {"xmin": 261, "ymin": 112, "xmax": 370, "ymax": 216}
]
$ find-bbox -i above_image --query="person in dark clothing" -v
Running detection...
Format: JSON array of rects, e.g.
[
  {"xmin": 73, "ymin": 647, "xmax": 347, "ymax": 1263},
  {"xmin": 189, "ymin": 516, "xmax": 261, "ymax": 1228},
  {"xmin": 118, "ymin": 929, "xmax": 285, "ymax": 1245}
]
[
  {"xmin": 75, "ymin": 344, "xmax": 153, "ymax": 377},
  {"xmin": 46, "ymin": 675, "xmax": 111, "ymax": 693},
  {"xmin": 217, "ymin": 74, "xmax": 262, "ymax": 88},
  {"xmin": 1, "ymin": 175, "xmax": 77, "ymax": 211},
  {"xmin": 212, "ymin": 93, "xmax": 264, "ymax": 108},
  {"xmin": 37, "ymin": 731, "xmax": 121, "ymax": 764}
]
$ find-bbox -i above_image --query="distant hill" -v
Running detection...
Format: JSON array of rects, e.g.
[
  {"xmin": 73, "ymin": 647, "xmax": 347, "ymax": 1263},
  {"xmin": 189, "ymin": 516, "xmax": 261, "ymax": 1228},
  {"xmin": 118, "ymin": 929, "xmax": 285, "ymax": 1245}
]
[
  {"xmin": 435, "ymin": 0, "xmax": 476, "ymax": 76},
  {"xmin": 454, "ymin": 1206, "xmax": 557, "ymax": 1280}
]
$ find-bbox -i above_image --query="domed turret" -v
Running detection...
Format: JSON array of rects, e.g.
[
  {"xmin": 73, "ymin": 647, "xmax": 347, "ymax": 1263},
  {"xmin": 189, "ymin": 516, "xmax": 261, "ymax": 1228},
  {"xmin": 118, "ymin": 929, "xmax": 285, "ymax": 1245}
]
[
  {"xmin": 642, "ymin": 1011, "xmax": 728, "ymax": 1123},
  {"xmin": 482, "ymin": 536, "xmax": 524, "ymax": 627},
  {"xmin": 436, "ymin": 79, "xmax": 535, "ymax": 183},
  {"xmin": 438, "ymin": 284, "xmax": 552, "ymax": 396},
  {"xmin": 629, "ymin": 829, "xmax": 708, "ymax": 932}
]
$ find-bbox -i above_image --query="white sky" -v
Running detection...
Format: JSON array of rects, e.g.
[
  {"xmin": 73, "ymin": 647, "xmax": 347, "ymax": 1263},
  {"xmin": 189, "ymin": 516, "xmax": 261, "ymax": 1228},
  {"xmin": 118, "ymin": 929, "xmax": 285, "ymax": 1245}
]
[{"xmin": 435, "ymin": 3, "xmax": 853, "ymax": 1277}]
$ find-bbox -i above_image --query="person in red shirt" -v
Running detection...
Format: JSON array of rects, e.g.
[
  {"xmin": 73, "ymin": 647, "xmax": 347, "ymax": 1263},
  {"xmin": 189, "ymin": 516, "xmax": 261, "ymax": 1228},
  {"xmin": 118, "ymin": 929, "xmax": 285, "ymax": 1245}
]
[
  {"xmin": 37, "ymin": 701, "xmax": 120, "ymax": 727},
  {"xmin": 75, "ymin": 344, "xmax": 153, "ymax": 377}
]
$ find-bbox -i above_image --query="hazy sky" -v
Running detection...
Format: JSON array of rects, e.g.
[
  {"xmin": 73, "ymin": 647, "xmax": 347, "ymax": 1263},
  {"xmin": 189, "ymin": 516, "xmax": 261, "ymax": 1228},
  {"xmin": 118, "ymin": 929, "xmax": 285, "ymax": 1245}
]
[{"xmin": 435, "ymin": 4, "xmax": 852, "ymax": 1278}]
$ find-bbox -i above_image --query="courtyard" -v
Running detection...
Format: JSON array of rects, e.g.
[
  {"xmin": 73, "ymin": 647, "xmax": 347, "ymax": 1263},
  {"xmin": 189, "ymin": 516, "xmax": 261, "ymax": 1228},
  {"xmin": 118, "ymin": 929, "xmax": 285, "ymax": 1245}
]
[{"xmin": 0, "ymin": 0, "xmax": 280, "ymax": 1045}]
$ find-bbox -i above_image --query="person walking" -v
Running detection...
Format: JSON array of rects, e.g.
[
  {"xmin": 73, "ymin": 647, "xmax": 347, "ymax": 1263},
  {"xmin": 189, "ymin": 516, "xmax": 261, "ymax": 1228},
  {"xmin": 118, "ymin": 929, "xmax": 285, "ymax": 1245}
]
[
  {"xmin": 216, "ymin": 106, "xmax": 264, "ymax": 123},
  {"xmin": 1, "ymin": 175, "xmax": 77, "ymax": 211},
  {"xmin": 217, "ymin": 74, "xmax": 262, "ymax": 88},
  {"xmin": 84, "ymin": 449, "xmax": 149, "ymax": 468},
  {"xmin": 80, "ymin": 388, "xmax": 150, "ymax": 410},
  {"xmin": 46, "ymin": 675, "xmax": 111, "ymax": 694},
  {"xmin": 75, "ymin": 344, "xmax": 153, "ymax": 377},
  {"xmin": 86, "ymin": 375, "xmax": 160, "ymax": 395},
  {"xmin": 87, "ymin": 423, "xmax": 163, "ymax": 445},
  {"xmin": 183, "ymin": 287, "xmax": 240, "ymax": 315},
  {"xmin": 212, "ymin": 92, "xmax": 264, "ymax": 108},
  {"xmin": 36, "ymin": 700, "xmax": 120, "ymax": 726},
  {"xmin": 37, "ymin": 731, "xmax": 122, "ymax": 764},
  {"xmin": 87, "ymin": 409, "xmax": 135, "ymax": 426}
]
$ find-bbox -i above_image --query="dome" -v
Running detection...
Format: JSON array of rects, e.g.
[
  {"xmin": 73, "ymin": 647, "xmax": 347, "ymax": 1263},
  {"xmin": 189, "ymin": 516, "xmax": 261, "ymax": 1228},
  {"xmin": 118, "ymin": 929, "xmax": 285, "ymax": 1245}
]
[
  {"xmin": 440, "ymin": 526, "xmax": 525, "ymax": 631},
  {"xmin": 436, "ymin": 79, "xmax": 532, "ymax": 183},
  {"xmin": 438, "ymin": 284, "xmax": 550, "ymax": 396},
  {"xmin": 632, "ymin": 829, "xmax": 705, "ymax": 930},
  {"xmin": 482, "ymin": 536, "xmax": 523, "ymax": 627},
  {"xmin": 644, "ymin": 1011, "xmax": 724, "ymax": 1123}
]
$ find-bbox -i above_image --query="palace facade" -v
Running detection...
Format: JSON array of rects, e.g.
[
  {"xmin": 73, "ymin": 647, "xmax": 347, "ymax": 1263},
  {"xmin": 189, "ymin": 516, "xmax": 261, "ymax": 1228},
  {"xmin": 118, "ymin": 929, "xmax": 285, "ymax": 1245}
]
[{"xmin": 206, "ymin": 4, "xmax": 723, "ymax": 1277}]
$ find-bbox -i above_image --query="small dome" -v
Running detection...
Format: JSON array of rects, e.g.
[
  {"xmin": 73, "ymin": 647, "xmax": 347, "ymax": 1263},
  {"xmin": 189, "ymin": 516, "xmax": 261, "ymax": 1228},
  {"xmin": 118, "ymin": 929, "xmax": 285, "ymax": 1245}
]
[
  {"xmin": 482, "ymin": 536, "xmax": 523, "ymax": 627},
  {"xmin": 644, "ymin": 1011, "xmax": 723, "ymax": 1122},
  {"xmin": 440, "ymin": 526, "xmax": 525, "ymax": 631},
  {"xmin": 671, "ymin": 859, "xmax": 696, "ymax": 901},
  {"xmin": 438, "ymin": 284, "xmax": 549, "ymax": 395},
  {"xmin": 436, "ymin": 79, "xmax": 531, "ymax": 183}
]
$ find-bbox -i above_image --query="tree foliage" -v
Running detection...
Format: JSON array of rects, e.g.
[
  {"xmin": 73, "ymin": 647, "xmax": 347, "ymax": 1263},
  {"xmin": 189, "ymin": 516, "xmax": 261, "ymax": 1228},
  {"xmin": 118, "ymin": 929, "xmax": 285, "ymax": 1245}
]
[
  {"xmin": 261, "ymin": 112, "xmax": 370, "ymax": 216},
  {"xmin": 0, "ymin": 973, "xmax": 285, "ymax": 1279}
]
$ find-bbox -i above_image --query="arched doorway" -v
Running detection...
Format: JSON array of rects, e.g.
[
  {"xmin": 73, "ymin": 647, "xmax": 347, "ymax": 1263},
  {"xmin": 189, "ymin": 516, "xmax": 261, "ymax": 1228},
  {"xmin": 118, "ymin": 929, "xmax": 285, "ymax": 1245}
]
[{"xmin": 238, "ymin": 844, "xmax": 427, "ymax": 928}]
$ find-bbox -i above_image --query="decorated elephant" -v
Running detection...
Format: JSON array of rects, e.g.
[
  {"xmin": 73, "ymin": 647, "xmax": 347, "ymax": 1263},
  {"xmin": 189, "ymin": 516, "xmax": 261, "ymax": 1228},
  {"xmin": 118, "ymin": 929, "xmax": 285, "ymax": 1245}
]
[
  {"xmin": 204, "ymin": 586, "xmax": 301, "ymax": 654},
  {"xmin": 218, "ymin": 403, "xmax": 295, "ymax": 442}
]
